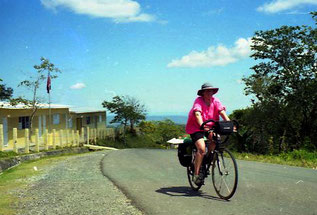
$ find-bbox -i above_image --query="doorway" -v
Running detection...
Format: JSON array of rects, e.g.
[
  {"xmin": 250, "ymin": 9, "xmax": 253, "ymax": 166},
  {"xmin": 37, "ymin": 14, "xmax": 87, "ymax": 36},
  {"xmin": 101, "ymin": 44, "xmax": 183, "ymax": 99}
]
[{"xmin": 76, "ymin": 118, "xmax": 83, "ymax": 133}]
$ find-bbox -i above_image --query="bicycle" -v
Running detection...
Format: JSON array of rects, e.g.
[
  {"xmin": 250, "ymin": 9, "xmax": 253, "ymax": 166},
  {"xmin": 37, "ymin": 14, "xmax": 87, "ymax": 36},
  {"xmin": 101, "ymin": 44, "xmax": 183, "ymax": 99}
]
[{"xmin": 186, "ymin": 119, "xmax": 239, "ymax": 200}]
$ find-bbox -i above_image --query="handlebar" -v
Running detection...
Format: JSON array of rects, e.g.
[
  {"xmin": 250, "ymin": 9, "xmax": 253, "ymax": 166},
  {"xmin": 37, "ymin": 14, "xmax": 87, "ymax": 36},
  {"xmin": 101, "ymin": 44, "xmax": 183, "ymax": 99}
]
[
  {"xmin": 199, "ymin": 119, "xmax": 216, "ymax": 131},
  {"xmin": 199, "ymin": 119, "xmax": 239, "ymax": 133}
]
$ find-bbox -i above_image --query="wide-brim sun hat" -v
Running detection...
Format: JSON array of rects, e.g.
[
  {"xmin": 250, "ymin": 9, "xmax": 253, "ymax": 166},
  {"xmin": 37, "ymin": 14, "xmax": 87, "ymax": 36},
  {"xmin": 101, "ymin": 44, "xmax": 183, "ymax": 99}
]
[{"xmin": 197, "ymin": 83, "xmax": 219, "ymax": 96}]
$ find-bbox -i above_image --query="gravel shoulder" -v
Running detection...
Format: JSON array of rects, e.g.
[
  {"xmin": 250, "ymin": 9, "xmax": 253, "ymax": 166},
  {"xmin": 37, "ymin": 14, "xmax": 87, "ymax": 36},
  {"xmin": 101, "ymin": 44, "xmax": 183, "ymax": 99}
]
[{"xmin": 13, "ymin": 150, "xmax": 143, "ymax": 215}]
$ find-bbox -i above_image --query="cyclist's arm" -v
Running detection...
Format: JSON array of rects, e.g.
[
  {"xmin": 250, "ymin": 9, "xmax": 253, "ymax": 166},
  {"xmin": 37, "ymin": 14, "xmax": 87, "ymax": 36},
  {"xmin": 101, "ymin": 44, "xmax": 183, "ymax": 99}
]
[
  {"xmin": 220, "ymin": 110, "xmax": 230, "ymax": 121},
  {"xmin": 194, "ymin": 111, "xmax": 204, "ymax": 127}
]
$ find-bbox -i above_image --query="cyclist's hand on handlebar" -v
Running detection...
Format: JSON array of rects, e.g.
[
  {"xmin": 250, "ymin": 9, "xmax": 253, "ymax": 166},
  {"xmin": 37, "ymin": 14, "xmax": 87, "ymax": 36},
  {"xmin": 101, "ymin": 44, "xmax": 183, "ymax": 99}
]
[
  {"xmin": 233, "ymin": 125, "xmax": 237, "ymax": 132},
  {"xmin": 202, "ymin": 125, "xmax": 210, "ymax": 132}
]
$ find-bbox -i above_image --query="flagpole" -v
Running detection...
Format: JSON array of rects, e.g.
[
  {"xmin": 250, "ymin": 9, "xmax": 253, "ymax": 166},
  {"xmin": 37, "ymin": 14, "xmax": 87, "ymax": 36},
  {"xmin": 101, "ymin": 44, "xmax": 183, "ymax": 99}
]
[
  {"xmin": 47, "ymin": 71, "xmax": 52, "ymax": 133},
  {"xmin": 49, "ymin": 90, "xmax": 51, "ymax": 133}
]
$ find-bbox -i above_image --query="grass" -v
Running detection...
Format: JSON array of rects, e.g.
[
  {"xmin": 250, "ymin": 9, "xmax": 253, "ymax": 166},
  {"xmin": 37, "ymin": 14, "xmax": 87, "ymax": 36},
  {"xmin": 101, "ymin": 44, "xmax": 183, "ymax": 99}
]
[
  {"xmin": 0, "ymin": 153, "xmax": 89, "ymax": 215},
  {"xmin": 0, "ymin": 146, "xmax": 82, "ymax": 160},
  {"xmin": 0, "ymin": 151, "xmax": 19, "ymax": 159},
  {"xmin": 232, "ymin": 150, "xmax": 317, "ymax": 169},
  {"xmin": 97, "ymin": 135, "xmax": 166, "ymax": 149}
]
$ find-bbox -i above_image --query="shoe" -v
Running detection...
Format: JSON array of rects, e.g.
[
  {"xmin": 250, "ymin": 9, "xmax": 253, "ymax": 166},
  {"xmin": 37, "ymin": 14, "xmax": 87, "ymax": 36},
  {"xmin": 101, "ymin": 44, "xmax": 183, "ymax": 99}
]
[
  {"xmin": 192, "ymin": 175, "xmax": 202, "ymax": 185},
  {"xmin": 199, "ymin": 171, "xmax": 205, "ymax": 180}
]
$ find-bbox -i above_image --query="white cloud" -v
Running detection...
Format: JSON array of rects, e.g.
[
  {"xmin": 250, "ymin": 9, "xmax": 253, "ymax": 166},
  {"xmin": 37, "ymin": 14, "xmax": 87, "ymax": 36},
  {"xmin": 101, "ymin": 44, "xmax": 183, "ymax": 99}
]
[
  {"xmin": 167, "ymin": 38, "xmax": 252, "ymax": 68},
  {"xmin": 41, "ymin": 0, "xmax": 155, "ymax": 23},
  {"xmin": 257, "ymin": 0, "xmax": 317, "ymax": 13},
  {"xmin": 70, "ymin": 83, "xmax": 86, "ymax": 89}
]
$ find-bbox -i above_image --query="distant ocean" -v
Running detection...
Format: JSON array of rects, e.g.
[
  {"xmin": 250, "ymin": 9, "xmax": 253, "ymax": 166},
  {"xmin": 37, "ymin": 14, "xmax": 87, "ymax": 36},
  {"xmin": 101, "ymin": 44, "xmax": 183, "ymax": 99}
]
[{"xmin": 107, "ymin": 115, "xmax": 188, "ymax": 125}]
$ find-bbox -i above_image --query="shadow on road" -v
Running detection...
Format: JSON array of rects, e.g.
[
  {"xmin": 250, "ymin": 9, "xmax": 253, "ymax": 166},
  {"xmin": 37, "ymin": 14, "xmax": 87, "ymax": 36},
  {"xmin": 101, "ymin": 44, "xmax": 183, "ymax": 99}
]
[{"xmin": 155, "ymin": 186, "xmax": 228, "ymax": 202}]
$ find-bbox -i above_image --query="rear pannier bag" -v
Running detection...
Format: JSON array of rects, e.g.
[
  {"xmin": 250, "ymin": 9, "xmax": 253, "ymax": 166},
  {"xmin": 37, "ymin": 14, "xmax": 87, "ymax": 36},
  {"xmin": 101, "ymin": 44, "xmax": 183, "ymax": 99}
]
[
  {"xmin": 214, "ymin": 121, "xmax": 234, "ymax": 135},
  {"xmin": 177, "ymin": 139, "xmax": 192, "ymax": 167}
]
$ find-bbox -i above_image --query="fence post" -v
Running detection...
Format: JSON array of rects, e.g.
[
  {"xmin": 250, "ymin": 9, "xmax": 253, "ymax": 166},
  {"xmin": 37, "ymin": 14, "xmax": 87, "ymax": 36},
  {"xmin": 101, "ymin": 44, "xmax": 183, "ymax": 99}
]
[
  {"xmin": 87, "ymin": 127, "xmax": 90, "ymax": 145},
  {"xmin": 13, "ymin": 128, "xmax": 18, "ymax": 153},
  {"xmin": 52, "ymin": 129, "xmax": 56, "ymax": 149},
  {"xmin": 44, "ymin": 129, "xmax": 49, "ymax": 150},
  {"xmin": 60, "ymin": 129, "xmax": 64, "ymax": 148},
  {"xmin": 24, "ymin": 129, "xmax": 29, "ymax": 153},
  {"xmin": 94, "ymin": 128, "xmax": 97, "ymax": 145},
  {"xmin": 0, "ymin": 124, "xmax": 3, "ymax": 152},
  {"xmin": 71, "ymin": 130, "xmax": 75, "ymax": 146},
  {"xmin": 35, "ymin": 129, "xmax": 39, "ymax": 152},
  {"xmin": 81, "ymin": 128, "xmax": 84, "ymax": 145},
  {"xmin": 93, "ymin": 128, "xmax": 96, "ymax": 144},
  {"xmin": 65, "ymin": 129, "xmax": 69, "ymax": 147},
  {"xmin": 76, "ymin": 130, "xmax": 79, "ymax": 146}
]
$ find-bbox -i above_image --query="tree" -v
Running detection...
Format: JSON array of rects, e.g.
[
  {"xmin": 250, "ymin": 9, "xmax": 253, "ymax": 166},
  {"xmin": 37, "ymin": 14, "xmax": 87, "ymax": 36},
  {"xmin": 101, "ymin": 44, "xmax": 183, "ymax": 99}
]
[
  {"xmin": 125, "ymin": 96, "xmax": 147, "ymax": 132},
  {"xmin": 0, "ymin": 78, "xmax": 13, "ymax": 101},
  {"xmin": 14, "ymin": 57, "xmax": 61, "ymax": 135},
  {"xmin": 102, "ymin": 95, "xmax": 147, "ymax": 133},
  {"xmin": 138, "ymin": 119, "xmax": 185, "ymax": 146},
  {"xmin": 156, "ymin": 119, "xmax": 184, "ymax": 144},
  {"xmin": 243, "ymin": 12, "xmax": 317, "ymax": 152}
]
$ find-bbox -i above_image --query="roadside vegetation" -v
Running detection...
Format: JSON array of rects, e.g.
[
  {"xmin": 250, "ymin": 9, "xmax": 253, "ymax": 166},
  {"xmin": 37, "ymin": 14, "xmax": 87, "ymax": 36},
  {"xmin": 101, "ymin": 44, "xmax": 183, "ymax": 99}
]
[
  {"xmin": 99, "ymin": 119, "xmax": 185, "ymax": 149},
  {"xmin": 0, "ymin": 151, "xmax": 18, "ymax": 159},
  {"xmin": 232, "ymin": 150, "xmax": 317, "ymax": 169},
  {"xmin": 230, "ymin": 12, "xmax": 317, "ymax": 155}
]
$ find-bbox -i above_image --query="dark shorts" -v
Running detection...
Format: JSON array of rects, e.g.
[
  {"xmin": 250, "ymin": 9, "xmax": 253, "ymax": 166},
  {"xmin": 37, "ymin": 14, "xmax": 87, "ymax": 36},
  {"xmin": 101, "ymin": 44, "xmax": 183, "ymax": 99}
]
[{"xmin": 190, "ymin": 131, "xmax": 208, "ymax": 144}]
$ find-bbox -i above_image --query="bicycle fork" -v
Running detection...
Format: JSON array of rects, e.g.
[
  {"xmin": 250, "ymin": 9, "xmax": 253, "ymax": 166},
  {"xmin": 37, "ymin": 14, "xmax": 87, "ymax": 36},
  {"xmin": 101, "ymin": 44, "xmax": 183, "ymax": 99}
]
[{"xmin": 215, "ymin": 152, "xmax": 228, "ymax": 176}]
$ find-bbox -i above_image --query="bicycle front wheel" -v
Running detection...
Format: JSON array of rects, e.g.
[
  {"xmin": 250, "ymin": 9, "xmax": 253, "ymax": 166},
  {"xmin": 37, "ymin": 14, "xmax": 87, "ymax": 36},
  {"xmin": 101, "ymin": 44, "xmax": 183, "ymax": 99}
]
[{"xmin": 212, "ymin": 148, "xmax": 238, "ymax": 200}]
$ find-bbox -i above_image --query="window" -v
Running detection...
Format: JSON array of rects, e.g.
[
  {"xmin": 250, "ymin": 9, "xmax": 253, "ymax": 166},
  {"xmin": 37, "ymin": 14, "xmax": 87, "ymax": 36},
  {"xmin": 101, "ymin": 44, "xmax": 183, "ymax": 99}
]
[
  {"xmin": 18, "ymin": 116, "xmax": 30, "ymax": 129},
  {"xmin": 99, "ymin": 115, "xmax": 102, "ymax": 122},
  {"xmin": 53, "ymin": 114, "xmax": 60, "ymax": 125},
  {"xmin": 68, "ymin": 118, "xmax": 73, "ymax": 128},
  {"xmin": 86, "ymin": 116, "xmax": 91, "ymax": 125}
]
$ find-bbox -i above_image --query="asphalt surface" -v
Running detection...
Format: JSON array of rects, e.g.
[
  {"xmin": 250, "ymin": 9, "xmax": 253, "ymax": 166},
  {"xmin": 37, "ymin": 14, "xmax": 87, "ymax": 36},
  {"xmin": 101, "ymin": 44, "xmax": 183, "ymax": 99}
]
[
  {"xmin": 102, "ymin": 149, "xmax": 317, "ymax": 215},
  {"xmin": 10, "ymin": 148, "xmax": 317, "ymax": 215}
]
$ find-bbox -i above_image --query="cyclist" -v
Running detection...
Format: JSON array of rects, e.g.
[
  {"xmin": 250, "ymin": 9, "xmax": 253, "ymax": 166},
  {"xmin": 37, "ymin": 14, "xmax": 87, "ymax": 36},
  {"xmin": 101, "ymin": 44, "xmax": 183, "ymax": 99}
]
[{"xmin": 185, "ymin": 83, "xmax": 231, "ymax": 185}]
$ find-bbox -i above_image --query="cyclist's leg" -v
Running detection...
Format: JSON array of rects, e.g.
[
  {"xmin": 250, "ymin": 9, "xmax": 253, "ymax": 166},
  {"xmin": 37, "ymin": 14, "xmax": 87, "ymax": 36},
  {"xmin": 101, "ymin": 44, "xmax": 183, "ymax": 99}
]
[
  {"xmin": 205, "ymin": 132, "xmax": 215, "ymax": 161},
  {"xmin": 194, "ymin": 138, "xmax": 205, "ymax": 175},
  {"xmin": 207, "ymin": 132, "xmax": 216, "ymax": 152}
]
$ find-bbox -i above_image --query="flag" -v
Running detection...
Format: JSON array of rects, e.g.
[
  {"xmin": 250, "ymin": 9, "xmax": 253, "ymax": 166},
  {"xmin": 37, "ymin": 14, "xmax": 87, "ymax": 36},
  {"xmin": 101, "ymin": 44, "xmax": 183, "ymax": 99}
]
[{"xmin": 47, "ymin": 73, "xmax": 51, "ymax": 94}]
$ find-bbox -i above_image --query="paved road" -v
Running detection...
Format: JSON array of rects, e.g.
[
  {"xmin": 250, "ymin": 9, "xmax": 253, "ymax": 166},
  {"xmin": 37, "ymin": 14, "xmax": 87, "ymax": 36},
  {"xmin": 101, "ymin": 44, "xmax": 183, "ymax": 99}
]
[{"xmin": 102, "ymin": 149, "xmax": 317, "ymax": 215}]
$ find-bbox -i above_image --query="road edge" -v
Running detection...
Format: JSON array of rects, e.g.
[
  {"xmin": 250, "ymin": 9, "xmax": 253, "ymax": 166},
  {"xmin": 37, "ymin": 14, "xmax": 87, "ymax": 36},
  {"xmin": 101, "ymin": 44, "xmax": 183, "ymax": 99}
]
[
  {"xmin": 99, "ymin": 150, "xmax": 146, "ymax": 215},
  {"xmin": 0, "ymin": 147, "xmax": 90, "ymax": 174}
]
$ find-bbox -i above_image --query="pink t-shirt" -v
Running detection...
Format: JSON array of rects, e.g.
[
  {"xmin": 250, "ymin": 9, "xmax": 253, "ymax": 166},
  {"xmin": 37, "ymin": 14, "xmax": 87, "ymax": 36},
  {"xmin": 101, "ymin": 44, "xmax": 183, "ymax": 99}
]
[{"xmin": 185, "ymin": 96, "xmax": 226, "ymax": 134}]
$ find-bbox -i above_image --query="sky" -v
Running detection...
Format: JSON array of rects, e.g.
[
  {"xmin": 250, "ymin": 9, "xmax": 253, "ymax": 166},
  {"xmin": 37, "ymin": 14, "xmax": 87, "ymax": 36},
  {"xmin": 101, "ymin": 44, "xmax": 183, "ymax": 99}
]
[{"xmin": 0, "ymin": 0, "xmax": 316, "ymax": 115}]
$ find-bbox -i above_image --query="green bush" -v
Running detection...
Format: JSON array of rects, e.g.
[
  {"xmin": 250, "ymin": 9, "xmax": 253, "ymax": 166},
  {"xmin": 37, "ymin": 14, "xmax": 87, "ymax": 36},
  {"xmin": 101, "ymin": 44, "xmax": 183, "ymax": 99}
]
[
  {"xmin": 98, "ymin": 133, "xmax": 165, "ymax": 149},
  {"xmin": 98, "ymin": 119, "xmax": 185, "ymax": 149},
  {"xmin": 0, "ymin": 151, "xmax": 18, "ymax": 159},
  {"xmin": 279, "ymin": 150, "xmax": 317, "ymax": 161},
  {"xmin": 233, "ymin": 150, "xmax": 317, "ymax": 168},
  {"xmin": 138, "ymin": 119, "xmax": 185, "ymax": 145}
]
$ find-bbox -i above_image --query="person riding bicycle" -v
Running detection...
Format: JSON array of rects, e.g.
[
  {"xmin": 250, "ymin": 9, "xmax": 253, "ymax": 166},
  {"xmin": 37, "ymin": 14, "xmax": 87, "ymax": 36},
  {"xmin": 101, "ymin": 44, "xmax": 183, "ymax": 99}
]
[{"xmin": 185, "ymin": 83, "xmax": 231, "ymax": 185}]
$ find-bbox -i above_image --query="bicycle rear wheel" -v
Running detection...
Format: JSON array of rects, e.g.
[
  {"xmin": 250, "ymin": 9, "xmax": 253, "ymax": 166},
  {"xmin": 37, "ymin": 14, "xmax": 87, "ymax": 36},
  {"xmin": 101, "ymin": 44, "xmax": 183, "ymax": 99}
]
[
  {"xmin": 187, "ymin": 163, "xmax": 202, "ymax": 191},
  {"xmin": 212, "ymin": 148, "xmax": 238, "ymax": 200}
]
